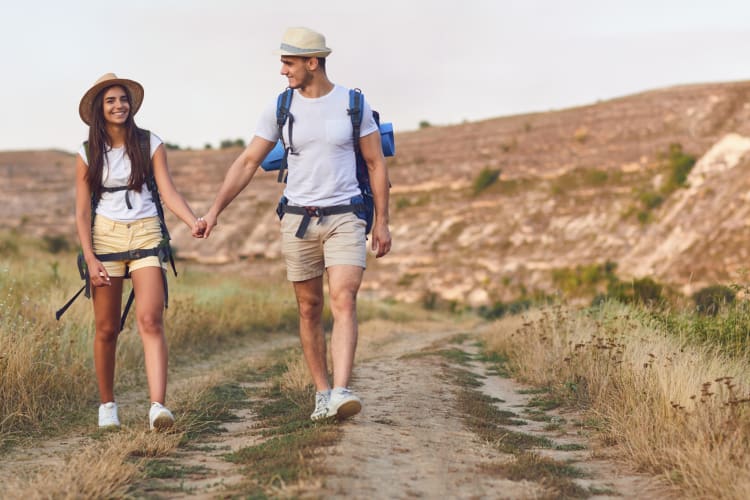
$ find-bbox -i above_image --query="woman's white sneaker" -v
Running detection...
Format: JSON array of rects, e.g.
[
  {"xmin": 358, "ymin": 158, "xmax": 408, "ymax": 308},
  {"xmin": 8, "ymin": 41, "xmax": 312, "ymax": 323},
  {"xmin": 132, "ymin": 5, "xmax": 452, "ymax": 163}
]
[
  {"xmin": 310, "ymin": 389, "xmax": 331, "ymax": 421},
  {"xmin": 326, "ymin": 387, "xmax": 362, "ymax": 420},
  {"xmin": 149, "ymin": 402, "xmax": 175, "ymax": 431},
  {"xmin": 98, "ymin": 401, "xmax": 120, "ymax": 428}
]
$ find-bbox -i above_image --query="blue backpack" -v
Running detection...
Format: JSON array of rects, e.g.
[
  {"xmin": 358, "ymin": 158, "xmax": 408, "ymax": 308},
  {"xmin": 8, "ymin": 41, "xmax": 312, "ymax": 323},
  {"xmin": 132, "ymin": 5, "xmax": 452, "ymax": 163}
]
[{"xmin": 261, "ymin": 88, "xmax": 394, "ymax": 236}]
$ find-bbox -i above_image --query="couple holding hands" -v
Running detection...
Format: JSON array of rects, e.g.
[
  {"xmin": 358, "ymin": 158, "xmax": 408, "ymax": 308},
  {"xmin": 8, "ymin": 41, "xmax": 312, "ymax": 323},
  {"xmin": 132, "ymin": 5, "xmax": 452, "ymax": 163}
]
[{"xmin": 73, "ymin": 27, "xmax": 391, "ymax": 430}]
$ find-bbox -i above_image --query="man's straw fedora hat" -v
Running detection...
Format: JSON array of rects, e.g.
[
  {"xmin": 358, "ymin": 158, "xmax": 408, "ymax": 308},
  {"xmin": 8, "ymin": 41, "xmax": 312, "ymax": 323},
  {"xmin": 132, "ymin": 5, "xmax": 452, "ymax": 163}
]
[
  {"xmin": 79, "ymin": 73, "xmax": 144, "ymax": 126},
  {"xmin": 276, "ymin": 27, "xmax": 332, "ymax": 58}
]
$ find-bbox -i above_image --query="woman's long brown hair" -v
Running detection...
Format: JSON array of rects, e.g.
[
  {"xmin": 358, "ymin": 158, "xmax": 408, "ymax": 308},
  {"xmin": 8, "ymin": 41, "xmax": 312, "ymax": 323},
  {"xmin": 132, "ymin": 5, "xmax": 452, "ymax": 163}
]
[{"xmin": 85, "ymin": 84, "xmax": 149, "ymax": 202}]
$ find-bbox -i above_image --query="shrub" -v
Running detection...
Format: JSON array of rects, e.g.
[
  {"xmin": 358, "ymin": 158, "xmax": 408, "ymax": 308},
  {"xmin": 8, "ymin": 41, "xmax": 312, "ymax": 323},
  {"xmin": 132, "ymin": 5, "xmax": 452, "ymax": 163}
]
[
  {"xmin": 606, "ymin": 277, "xmax": 664, "ymax": 306},
  {"xmin": 419, "ymin": 120, "xmax": 431, "ymax": 129},
  {"xmin": 692, "ymin": 284, "xmax": 735, "ymax": 316},
  {"xmin": 220, "ymin": 138, "xmax": 246, "ymax": 149},
  {"xmin": 472, "ymin": 168, "xmax": 501, "ymax": 195},
  {"xmin": 660, "ymin": 143, "xmax": 696, "ymax": 194},
  {"xmin": 42, "ymin": 235, "xmax": 71, "ymax": 254}
]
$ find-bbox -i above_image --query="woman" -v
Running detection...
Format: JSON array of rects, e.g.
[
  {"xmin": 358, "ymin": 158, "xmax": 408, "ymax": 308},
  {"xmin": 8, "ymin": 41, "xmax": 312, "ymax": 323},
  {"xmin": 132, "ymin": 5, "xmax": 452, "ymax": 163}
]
[{"xmin": 75, "ymin": 73, "xmax": 206, "ymax": 430}]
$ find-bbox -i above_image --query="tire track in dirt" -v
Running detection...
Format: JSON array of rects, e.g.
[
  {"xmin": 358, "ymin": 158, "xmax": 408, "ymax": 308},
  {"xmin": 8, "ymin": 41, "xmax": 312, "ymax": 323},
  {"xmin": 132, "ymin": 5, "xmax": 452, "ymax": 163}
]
[{"xmin": 320, "ymin": 336, "xmax": 667, "ymax": 499}]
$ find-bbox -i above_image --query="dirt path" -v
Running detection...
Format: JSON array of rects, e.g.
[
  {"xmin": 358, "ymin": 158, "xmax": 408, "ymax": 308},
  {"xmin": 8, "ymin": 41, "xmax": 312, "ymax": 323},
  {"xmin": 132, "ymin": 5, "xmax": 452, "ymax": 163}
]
[
  {"xmin": 2, "ymin": 320, "xmax": 669, "ymax": 499},
  {"xmin": 321, "ymin": 342, "xmax": 663, "ymax": 499},
  {"xmin": 0, "ymin": 332, "xmax": 298, "ymax": 486}
]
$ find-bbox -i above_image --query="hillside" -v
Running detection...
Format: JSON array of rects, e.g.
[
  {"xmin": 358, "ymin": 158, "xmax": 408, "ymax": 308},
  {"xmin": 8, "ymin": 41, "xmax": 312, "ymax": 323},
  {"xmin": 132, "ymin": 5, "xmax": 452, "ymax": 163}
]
[{"xmin": 4, "ymin": 81, "xmax": 750, "ymax": 306}]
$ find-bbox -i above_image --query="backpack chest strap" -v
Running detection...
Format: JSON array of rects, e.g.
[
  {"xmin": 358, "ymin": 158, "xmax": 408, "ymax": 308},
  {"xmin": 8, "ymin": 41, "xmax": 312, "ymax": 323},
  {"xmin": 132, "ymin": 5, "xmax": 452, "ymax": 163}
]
[{"xmin": 101, "ymin": 185, "xmax": 133, "ymax": 209}]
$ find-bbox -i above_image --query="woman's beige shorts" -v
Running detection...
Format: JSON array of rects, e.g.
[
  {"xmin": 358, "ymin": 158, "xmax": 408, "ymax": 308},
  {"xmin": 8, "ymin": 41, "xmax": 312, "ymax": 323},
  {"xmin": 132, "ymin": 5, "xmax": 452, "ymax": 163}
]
[
  {"xmin": 280, "ymin": 211, "xmax": 367, "ymax": 282},
  {"xmin": 92, "ymin": 215, "xmax": 165, "ymax": 277}
]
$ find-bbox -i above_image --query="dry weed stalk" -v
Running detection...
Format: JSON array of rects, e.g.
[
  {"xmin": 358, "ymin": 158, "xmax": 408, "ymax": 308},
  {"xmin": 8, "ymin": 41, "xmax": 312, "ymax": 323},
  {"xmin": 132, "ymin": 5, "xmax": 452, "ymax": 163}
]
[{"xmin": 483, "ymin": 302, "xmax": 750, "ymax": 499}]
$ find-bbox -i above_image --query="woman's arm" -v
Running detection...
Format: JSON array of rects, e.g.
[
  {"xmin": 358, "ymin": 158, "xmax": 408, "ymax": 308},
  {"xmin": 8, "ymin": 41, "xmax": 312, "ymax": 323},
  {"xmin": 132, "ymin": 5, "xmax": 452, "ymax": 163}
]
[
  {"xmin": 150, "ymin": 144, "xmax": 204, "ymax": 235},
  {"xmin": 75, "ymin": 154, "xmax": 110, "ymax": 286}
]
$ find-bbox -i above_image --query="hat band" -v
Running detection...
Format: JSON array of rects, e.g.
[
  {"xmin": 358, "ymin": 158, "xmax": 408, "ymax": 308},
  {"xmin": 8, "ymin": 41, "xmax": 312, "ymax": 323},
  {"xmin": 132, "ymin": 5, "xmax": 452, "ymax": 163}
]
[{"xmin": 280, "ymin": 43, "xmax": 324, "ymax": 54}]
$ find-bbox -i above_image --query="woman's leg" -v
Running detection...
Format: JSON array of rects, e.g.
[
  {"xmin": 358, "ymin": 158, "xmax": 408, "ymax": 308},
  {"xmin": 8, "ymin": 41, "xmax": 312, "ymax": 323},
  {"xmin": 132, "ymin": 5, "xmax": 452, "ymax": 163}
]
[
  {"xmin": 130, "ymin": 266, "xmax": 168, "ymax": 403},
  {"xmin": 92, "ymin": 278, "xmax": 124, "ymax": 403}
]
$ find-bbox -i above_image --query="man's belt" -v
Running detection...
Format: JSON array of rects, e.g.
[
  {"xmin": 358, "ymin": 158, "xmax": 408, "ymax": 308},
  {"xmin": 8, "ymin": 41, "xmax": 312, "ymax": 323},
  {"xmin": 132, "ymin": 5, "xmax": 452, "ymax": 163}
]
[{"xmin": 282, "ymin": 203, "xmax": 362, "ymax": 238}]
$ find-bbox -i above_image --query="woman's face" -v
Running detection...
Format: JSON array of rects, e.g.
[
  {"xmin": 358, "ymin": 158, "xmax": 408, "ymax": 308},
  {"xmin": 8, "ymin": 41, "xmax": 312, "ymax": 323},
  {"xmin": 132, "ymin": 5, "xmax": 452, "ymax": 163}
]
[{"xmin": 101, "ymin": 86, "xmax": 130, "ymax": 125}]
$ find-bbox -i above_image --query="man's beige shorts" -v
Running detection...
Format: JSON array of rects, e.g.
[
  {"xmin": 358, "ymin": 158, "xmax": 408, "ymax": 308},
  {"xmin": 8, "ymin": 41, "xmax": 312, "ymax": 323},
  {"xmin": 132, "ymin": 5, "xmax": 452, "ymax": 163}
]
[
  {"xmin": 280, "ymin": 211, "xmax": 367, "ymax": 282},
  {"xmin": 92, "ymin": 215, "xmax": 165, "ymax": 277}
]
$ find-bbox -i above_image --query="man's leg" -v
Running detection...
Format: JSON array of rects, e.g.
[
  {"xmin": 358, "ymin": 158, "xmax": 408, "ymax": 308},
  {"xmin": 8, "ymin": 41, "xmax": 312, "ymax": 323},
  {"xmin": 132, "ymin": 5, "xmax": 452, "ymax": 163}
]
[
  {"xmin": 293, "ymin": 276, "xmax": 329, "ymax": 391},
  {"xmin": 326, "ymin": 264, "xmax": 364, "ymax": 388}
]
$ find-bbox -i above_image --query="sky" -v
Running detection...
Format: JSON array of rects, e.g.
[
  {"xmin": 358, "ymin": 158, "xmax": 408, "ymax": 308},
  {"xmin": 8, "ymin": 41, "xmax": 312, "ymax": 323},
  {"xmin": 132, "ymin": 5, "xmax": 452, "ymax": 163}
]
[{"xmin": 1, "ymin": 0, "xmax": 750, "ymax": 152}]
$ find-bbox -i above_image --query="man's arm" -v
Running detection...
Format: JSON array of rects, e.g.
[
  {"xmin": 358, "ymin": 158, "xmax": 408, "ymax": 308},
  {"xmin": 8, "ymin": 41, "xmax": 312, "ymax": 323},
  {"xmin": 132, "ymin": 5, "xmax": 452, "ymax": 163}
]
[
  {"xmin": 359, "ymin": 130, "xmax": 391, "ymax": 257},
  {"xmin": 202, "ymin": 136, "xmax": 277, "ymax": 238}
]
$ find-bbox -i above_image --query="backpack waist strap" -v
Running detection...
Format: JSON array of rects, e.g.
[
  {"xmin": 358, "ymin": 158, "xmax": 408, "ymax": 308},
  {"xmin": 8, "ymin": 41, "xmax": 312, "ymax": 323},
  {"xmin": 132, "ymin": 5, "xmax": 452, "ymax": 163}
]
[
  {"xmin": 96, "ymin": 246, "xmax": 164, "ymax": 262},
  {"xmin": 281, "ymin": 203, "xmax": 364, "ymax": 238}
]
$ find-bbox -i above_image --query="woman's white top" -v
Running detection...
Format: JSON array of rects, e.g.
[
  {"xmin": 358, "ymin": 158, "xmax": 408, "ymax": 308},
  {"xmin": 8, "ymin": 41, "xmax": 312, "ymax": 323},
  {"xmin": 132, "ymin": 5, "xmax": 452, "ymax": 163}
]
[{"xmin": 78, "ymin": 133, "xmax": 162, "ymax": 222}]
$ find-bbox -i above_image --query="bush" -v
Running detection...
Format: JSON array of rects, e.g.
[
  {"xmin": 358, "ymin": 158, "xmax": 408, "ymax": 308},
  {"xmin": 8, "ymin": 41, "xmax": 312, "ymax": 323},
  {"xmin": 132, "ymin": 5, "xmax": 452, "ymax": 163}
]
[
  {"xmin": 419, "ymin": 120, "xmax": 431, "ymax": 129},
  {"xmin": 42, "ymin": 235, "xmax": 71, "ymax": 254},
  {"xmin": 660, "ymin": 143, "xmax": 696, "ymax": 194},
  {"xmin": 692, "ymin": 285, "xmax": 735, "ymax": 316},
  {"xmin": 606, "ymin": 277, "xmax": 664, "ymax": 306},
  {"xmin": 220, "ymin": 138, "xmax": 246, "ymax": 149},
  {"xmin": 472, "ymin": 168, "xmax": 501, "ymax": 195}
]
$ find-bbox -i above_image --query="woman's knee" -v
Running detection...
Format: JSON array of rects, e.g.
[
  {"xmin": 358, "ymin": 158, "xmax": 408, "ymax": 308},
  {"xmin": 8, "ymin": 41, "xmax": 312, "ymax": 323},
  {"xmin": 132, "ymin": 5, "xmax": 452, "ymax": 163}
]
[
  {"xmin": 95, "ymin": 321, "xmax": 120, "ymax": 343},
  {"xmin": 137, "ymin": 311, "xmax": 164, "ymax": 336}
]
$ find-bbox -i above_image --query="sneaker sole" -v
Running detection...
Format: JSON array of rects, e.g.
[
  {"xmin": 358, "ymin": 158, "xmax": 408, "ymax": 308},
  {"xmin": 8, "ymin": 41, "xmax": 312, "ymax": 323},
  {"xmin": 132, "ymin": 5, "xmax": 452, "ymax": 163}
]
[
  {"xmin": 151, "ymin": 414, "xmax": 174, "ymax": 431},
  {"xmin": 332, "ymin": 399, "xmax": 362, "ymax": 420}
]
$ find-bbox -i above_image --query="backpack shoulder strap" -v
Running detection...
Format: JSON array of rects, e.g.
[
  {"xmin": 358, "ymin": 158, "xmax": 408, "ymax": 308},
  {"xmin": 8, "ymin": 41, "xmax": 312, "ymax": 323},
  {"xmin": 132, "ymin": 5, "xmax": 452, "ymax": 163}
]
[
  {"xmin": 348, "ymin": 88, "xmax": 364, "ymax": 154},
  {"xmin": 276, "ymin": 88, "xmax": 294, "ymax": 129},
  {"xmin": 276, "ymin": 88, "xmax": 295, "ymax": 182},
  {"xmin": 139, "ymin": 129, "xmax": 177, "ymax": 277}
]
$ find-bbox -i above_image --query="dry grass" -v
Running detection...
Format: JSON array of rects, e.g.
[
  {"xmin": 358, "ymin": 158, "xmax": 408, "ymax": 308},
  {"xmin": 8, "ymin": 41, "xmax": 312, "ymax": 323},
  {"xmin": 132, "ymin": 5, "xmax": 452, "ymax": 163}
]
[
  {"xmin": 2, "ymin": 372, "xmax": 239, "ymax": 499},
  {"xmin": 482, "ymin": 302, "xmax": 750, "ymax": 499},
  {"xmin": 0, "ymin": 232, "xmax": 291, "ymax": 447}
]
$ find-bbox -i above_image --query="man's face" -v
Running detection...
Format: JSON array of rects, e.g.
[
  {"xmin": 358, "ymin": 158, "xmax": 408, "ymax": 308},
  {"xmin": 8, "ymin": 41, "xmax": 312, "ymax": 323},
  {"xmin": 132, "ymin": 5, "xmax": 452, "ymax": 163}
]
[{"xmin": 280, "ymin": 57, "xmax": 314, "ymax": 90}]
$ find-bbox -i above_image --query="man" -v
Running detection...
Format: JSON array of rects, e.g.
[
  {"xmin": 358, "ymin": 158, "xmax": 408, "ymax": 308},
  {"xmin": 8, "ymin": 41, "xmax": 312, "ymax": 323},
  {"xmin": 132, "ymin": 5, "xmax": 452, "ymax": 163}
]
[{"xmin": 201, "ymin": 27, "xmax": 391, "ymax": 421}]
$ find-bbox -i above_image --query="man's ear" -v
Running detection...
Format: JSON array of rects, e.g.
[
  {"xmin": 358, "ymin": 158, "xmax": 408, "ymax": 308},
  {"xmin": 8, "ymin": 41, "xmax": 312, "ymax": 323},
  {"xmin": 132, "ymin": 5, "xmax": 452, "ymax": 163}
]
[{"xmin": 305, "ymin": 57, "xmax": 319, "ymax": 71}]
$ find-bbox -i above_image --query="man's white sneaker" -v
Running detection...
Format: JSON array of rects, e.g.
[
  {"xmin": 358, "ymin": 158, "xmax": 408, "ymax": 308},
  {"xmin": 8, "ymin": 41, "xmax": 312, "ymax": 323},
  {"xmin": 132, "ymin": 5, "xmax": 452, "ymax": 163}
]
[
  {"xmin": 149, "ymin": 402, "xmax": 175, "ymax": 431},
  {"xmin": 98, "ymin": 401, "xmax": 120, "ymax": 428},
  {"xmin": 327, "ymin": 387, "xmax": 362, "ymax": 420},
  {"xmin": 310, "ymin": 389, "xmax": 331, "ymax": 421}
]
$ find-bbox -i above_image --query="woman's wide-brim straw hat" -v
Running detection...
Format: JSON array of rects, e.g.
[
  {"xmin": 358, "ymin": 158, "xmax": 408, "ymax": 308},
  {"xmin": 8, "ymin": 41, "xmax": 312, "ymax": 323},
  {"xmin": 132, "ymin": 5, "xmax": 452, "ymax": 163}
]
[
  {"xmin": 79, "ymin": 73, "xmax": 144, "ymax": 126},
  {"xmin": 275, "ymin": 27, "xmax": 332, "ymax": 58}
]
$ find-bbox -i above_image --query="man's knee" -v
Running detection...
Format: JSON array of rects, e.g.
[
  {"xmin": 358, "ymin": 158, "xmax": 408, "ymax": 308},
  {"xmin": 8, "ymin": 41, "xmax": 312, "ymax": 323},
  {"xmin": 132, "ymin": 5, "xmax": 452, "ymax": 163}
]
[
  {"xmin": 297, "ymin": 295, "xmax": 324, "ymax": 321},
  {"xmin": 330, "ymin": 287, "xmax": 357, "ymax": 312}
]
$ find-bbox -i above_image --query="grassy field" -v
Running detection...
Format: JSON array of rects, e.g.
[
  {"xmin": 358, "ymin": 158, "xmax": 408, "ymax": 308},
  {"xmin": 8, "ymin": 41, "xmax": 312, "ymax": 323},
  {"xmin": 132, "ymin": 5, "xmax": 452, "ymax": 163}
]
[
  {"xmin": 482, "ymin": 302, "xmax": 750, "ymax": 499},
  {"xmin": 0, "ymin": 231, "xmax": 412, "ymax": 450}
]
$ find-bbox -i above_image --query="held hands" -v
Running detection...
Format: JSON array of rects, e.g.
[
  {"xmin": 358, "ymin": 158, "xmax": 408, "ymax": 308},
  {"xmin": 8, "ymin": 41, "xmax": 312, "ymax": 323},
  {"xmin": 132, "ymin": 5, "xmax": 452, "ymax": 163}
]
[
  {"xmin": 192, "ymin": 213, "xmax": 217, "ymax": 239},
  {"xmin": 191, "ymin": 217, "xmax": 208, "ymax": 238}
]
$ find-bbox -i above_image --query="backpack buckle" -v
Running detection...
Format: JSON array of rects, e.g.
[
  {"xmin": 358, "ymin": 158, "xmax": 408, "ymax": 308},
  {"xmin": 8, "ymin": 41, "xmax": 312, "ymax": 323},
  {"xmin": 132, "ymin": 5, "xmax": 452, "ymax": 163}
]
[{"xmin": 304, "ymin": 206, "xmax": 321, "ymax": 217}]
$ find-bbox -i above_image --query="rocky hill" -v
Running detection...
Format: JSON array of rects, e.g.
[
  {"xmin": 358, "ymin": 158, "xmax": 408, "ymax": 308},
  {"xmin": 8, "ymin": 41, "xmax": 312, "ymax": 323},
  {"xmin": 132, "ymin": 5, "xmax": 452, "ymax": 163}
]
[{"xmin": 4, "ymin": 81, "xmax": 750, "ymax": 307}]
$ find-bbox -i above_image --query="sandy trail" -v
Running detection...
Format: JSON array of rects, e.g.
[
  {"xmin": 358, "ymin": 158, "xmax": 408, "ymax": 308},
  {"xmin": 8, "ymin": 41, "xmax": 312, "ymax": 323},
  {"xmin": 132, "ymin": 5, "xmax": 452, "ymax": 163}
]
[{"xmin": 2, "ymin": 319, "xmax": 669, "ymax": 499}]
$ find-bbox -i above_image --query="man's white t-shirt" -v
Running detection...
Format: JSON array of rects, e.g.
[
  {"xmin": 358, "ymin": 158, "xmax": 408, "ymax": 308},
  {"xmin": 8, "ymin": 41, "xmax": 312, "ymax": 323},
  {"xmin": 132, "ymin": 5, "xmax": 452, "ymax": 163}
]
[
  {"xmin": 78, "ymin": 133, "xmax": 163, "ymax": 222},
  {"xmin": 255, "ymin": 84, "xmax": 379, "ymax": 207}
]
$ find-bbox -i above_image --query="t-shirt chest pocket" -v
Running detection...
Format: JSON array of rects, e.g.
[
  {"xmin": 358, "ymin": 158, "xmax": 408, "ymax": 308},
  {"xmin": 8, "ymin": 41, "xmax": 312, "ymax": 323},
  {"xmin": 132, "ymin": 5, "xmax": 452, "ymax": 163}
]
[{"xmin": 325, "ymin": 119, "xmax": 352, "ymax": 146}]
